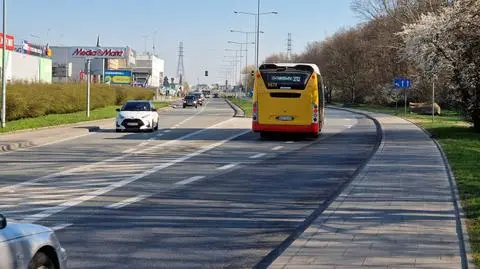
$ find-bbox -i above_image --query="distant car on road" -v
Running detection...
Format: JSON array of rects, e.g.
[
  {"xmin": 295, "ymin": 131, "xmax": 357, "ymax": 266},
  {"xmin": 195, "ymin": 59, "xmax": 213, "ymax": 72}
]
[
  {"xmin": 183, "ymin": 95, "xmax": 198, "ymax": 108},
  {"xmin": 115, "ymin": 100, "xmax": 159, "ymax": 133},
  {"xmin": 0, "ymin": 213, "xmax": 67, "ymax": 269},
  {"xmin": 213, "ymin": 93, "xmax": 219, "ymax": 98},
  {"xmin": 192, "ymin": 92, "xmax": 205, "ymax": 106}
]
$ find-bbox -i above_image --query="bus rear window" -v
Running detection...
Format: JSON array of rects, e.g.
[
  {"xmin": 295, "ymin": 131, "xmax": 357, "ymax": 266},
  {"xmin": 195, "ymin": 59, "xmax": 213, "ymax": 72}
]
[{"xmin": 261, "ymin": 72, "xmax": 311, "ymax": 90}]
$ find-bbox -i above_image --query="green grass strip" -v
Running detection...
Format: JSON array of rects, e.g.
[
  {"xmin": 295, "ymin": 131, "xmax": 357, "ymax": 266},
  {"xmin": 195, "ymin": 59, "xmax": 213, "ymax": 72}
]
[{"xmin": 227, "ymin": 97, "xmax": 253, "ymax": 117}]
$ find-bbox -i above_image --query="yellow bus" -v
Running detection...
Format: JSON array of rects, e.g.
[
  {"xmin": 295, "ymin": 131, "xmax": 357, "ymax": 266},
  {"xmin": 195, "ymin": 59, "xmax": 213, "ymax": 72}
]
[{"xmin": 252, "ymin": 63, "xmax": 325, "ymax": 138}]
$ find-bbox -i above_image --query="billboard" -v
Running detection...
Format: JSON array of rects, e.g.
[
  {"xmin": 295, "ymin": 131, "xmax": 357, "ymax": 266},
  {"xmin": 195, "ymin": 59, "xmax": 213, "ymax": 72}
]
[
  {"xmin": 104, "ymin": 70, "xmax": 132, "ymax": 85},
  {"xmin": 15, "ymin": 40, "xmax": 51, "ymax": 57},
  {"xmin": 71, "ymin": 47, "xmax": 126, "ymax": 59},
  {"xmin": 0, "ymin": 33, "xmax": 14, "ymax": 51}
]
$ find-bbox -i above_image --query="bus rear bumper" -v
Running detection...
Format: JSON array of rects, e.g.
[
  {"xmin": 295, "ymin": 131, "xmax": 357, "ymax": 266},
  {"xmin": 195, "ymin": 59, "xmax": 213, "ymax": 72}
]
[{"xmin": 252, "ymin": 122, "xmax": 319, "ymax": 134}]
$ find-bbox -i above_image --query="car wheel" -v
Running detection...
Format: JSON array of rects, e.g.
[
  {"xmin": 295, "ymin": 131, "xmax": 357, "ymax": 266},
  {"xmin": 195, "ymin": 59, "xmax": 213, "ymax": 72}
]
[
  {"xmin": 28, "ymin": 251, "xmax": 56, "ymax": 269},
  {"xmin": 154, "ymin": 122, "xmax": 159, "ymax": 131},
  {"xmin": 183, "ymin": 105, "xmax": 186, "ymax": 108}
]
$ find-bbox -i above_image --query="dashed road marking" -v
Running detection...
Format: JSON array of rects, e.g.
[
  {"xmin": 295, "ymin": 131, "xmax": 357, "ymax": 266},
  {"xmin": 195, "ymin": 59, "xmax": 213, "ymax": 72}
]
[
  {"xmin": 285, "ymin": 141, "xmax": 295, "ymax": 144},
  {"xmin": 272, "ymin": 146, "xmax": 283, "ymax": 151},
  {"xmin": 51, "ymin": 223, "xmax": 73, "ymax": 231},
  {"xmin": 175, "ymin": 176, "xmax": 205, "ymax": 186},
  {"xmin": 20, "ymin": 128, "xmax": 250, "ymax": 223},
  {"xmin": 106, "ymin": 194, "xmax": 150, "ymax": 210},
  {"xmin": 250, "ymin": 153, "xmax": 266, "ymax": 159},
  {"xmin": 217, "ymin": 163, "xmax": 238, "ymax": 170}
]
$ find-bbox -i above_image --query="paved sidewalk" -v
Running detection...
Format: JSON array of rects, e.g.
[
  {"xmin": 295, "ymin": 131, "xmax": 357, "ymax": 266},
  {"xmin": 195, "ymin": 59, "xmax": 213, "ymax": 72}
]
[{"xmin": 269, "ymin": 110, "xmax": 472, "ymax": 269}]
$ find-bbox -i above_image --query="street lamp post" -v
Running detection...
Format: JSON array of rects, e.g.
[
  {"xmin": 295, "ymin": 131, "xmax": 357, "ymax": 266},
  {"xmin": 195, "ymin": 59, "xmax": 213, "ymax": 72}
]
[
  {"xmin": 1, "ymin": 0, "xmax": 7, "ymax": 128},
  {"xmin": 234, "ymin": 1, "xmax": 277, "ymax": 70},
  {"xmin": 228, "ymin": 40, "xmax": 254, "ymax": 92},
  {"xmin": 224, "ymin": 49, "xmax": 243, "ymax": 85}
]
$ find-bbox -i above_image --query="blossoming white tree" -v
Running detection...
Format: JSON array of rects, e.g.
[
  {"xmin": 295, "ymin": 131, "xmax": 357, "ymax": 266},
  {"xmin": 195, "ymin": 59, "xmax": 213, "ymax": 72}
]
[{"xmin": 399, "ymin": 0, "xmax": 480, "ymax": 130}]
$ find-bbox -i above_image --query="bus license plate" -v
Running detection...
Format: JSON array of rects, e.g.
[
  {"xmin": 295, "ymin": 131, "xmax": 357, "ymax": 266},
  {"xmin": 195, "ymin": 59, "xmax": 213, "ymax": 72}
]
[{"xmin": 278, "ymin": 116, "xmax": 293, "ymax": 121}]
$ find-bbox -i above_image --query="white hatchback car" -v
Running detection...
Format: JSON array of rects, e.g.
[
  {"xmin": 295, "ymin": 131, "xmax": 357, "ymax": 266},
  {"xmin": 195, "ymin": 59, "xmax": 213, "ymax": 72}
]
[
  {"xmin": 116, "ymin": 100, "xmax": 160, "ymax": 132},
  {"xmin": 0, "ymin": 214, "xmax": 67, "ymax": 269}
]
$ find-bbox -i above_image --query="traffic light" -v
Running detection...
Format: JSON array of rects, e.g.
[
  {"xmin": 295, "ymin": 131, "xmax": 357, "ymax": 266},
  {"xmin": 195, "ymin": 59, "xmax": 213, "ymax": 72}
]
[{"xmin": 205, "ymin": 70, "xmax": 208, "ymax": 77}]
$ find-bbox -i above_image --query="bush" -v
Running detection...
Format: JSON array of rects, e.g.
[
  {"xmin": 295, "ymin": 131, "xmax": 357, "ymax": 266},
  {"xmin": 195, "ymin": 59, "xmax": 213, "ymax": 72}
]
[{"xmin": 5, "ymin": 83, "xmax": 154, "ymax": 121}]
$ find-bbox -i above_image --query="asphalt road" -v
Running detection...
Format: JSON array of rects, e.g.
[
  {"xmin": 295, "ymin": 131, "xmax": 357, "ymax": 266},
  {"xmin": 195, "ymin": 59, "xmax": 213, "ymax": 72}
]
[{"xmin": 0, "ymin": 98, "xmax": 379, "ymax": 269}]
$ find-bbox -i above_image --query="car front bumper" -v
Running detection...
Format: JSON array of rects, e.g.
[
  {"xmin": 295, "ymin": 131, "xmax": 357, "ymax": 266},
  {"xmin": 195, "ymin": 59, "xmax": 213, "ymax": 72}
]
[{"xmin": 116, "ymin": 118, "xmax": 153, "ymax": 130}]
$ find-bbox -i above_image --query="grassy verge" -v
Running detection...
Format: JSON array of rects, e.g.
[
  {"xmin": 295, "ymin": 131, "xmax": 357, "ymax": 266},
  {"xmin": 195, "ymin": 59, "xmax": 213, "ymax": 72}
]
[
  {"xmin": 351, "ymin": 104, "xmax": 480, "ymax": 264},
  {"xmin": 227, "ymin": 97, "xmax": 253, "ymax": 117},
  {"xmin": 0, "ymin": 101, "xmax": 172, "ymax": 134},
  {"xmin": 152, "ymin": 101, "xmax": 171, "ymax": 109},
  {"xmin": 0, "ymin": 106, "xmax": 120, "ymax": 133}
]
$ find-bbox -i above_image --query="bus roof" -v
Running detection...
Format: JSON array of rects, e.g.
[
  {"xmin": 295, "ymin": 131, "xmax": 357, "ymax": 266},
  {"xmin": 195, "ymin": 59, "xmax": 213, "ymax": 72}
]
[{"xmin": 259, "ymin": 63, "xmax": 321, "ymax": 75}]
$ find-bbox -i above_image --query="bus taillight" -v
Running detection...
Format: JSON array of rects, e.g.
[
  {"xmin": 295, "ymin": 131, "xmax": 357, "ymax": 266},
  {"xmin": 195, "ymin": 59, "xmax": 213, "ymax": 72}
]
[
  {"xmin": 253, "ymin": 102, "xmax": 258, "ymax": 121},
  {"xmin": 312, "ymin": 103, "xmax": 319, "ymax": 123}
]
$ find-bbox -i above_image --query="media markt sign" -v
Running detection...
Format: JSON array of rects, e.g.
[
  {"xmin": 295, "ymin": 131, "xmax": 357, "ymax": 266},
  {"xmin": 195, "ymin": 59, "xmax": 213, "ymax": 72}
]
[{"xmin": 71, "ymin": 47, "xmax": 126, "ymax": 59}]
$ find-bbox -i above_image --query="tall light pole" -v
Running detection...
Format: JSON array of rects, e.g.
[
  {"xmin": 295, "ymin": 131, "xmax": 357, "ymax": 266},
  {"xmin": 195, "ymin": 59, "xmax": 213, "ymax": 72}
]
[
  {"xmin": 224, "ymin": 49, "xmax": 243, "ymax": 85},
  {"xmin": 228, "ymin": 41, "xmax": 254, "ymax": 91},
  {"xmin": 230, "ymin": 30, "xmax": 264, "ymax": 69},
  {"xmin": 234, "ymin": 3, "xmax": 277, "ymax": 70},
  {"xmin": 1, "ymin": 0, "xmax": 7, "ymax": 128}
]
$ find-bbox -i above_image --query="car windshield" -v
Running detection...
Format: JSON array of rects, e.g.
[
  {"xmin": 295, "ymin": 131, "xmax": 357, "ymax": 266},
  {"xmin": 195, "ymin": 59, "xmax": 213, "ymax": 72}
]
[
  {"xmin": 122, "ymin": 102, "xmax": 151, "ymax": 111},
  {"xmin": 185, "ymin": 96, "xmax": 195, "ymax": 100}
]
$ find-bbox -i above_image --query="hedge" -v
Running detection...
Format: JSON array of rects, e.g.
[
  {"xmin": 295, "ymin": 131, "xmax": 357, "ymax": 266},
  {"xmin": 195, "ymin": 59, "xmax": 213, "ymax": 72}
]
[{"xmin": 5, "ymin": 83, "xmax": 154, "ymax": 121}]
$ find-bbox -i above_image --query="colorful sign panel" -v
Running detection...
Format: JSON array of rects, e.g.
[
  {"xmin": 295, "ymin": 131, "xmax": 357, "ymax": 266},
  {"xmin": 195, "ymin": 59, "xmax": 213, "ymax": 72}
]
[
  {"xmin": 72, "ymin": 47, "xmax": 126, "ymax": 59},
  {"xmin": 104, "ymin": 70, "xmax": 132, "ymax": 85},
  {"xmin": 0, "ymin": 33, "xmax": 15, "ymax": 51}
]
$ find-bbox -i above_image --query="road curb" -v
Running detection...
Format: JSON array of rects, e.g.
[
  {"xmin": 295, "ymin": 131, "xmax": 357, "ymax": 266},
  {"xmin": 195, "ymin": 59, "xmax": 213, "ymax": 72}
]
[
  {"xmin": 254, "ymin": 106, "xmax": 384, "ymax": 268},
  {"xmin": 403, "ymin": 117, "xmax": 474, "ymax": 269},
  {"xmin": 224, "ymin": 98, "xmax": 245, "ymax": 118}
]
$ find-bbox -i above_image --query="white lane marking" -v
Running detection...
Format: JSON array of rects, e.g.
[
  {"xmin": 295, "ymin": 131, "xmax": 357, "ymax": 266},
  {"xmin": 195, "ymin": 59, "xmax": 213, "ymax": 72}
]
[
  {"xmin": 106, "ymin": 194, "xmax": 150, "ymax": 209},
  {"xmin": 217, "ymin": 163, "xmax": 238, "ymax": 170},
  {"xmin": 51, "ymin": 223, "xmax": 73, "ymax": 231},
  {"xmin": 250, "ymin": 153, "xmax": 266, "ymax": 159},
  {"xmin": 285, "ymin": 141, "xmax": 295, "ymax": 144},
  {"xmin": 122, "ymin": 148, "xmax": 135, "ymax": 154},
  {"xmin": 175, "ymin": 176, "xmax": 205, "ymax": 186},
  {"xmin": 345, "ymin": 124, "xmax": 353, "ymax": 129},
  {"xmin": 163, "ymin": 130, "xmax": 171, "ymax": 133},
  {"xmin": 272, "ymin": 146, "xmax": 283, "ymax": 151},
  {"xmin": 21, "ymin": 129, "xmax": 250, "ymax": 223},
  {"xmin": 1, "ymin": 117, "xmax": 237, "ymax": 193}
]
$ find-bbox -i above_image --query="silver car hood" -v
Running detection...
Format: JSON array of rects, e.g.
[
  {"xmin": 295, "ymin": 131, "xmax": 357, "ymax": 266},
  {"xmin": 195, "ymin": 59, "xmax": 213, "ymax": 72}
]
[{"xmin": 0, "ymin": 222, "xmax": 52, "ymax": 243}]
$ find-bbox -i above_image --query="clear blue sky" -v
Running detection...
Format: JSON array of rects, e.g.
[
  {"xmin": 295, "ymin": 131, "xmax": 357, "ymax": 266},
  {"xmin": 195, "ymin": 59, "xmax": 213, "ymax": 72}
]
[{"xmin": 7, "ymin": 0, "xmax": 361, "ymax": 85}]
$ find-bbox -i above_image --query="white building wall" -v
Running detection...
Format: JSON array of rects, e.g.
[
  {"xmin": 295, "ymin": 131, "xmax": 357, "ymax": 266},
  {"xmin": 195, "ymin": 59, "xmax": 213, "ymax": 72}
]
[
  {"xmin": 135, "ymin": 54, "xmax": 165, "ymax": 88},
  {"xmin": 2, "ymin": 49, "xmax": 52, "ymax": 83}
]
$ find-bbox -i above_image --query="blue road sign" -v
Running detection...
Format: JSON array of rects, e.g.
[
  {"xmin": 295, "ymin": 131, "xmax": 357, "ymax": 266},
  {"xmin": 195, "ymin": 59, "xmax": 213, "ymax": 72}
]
[{"xmin": 394, "ymin": 78, "xmax": 412, "ymax": 89}]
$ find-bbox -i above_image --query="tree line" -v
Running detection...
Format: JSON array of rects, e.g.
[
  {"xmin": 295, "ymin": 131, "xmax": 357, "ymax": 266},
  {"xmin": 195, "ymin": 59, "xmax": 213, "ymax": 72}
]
[{"xmin": 264, "ymin": 0, "xmax": 480, "ymax": 131}]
